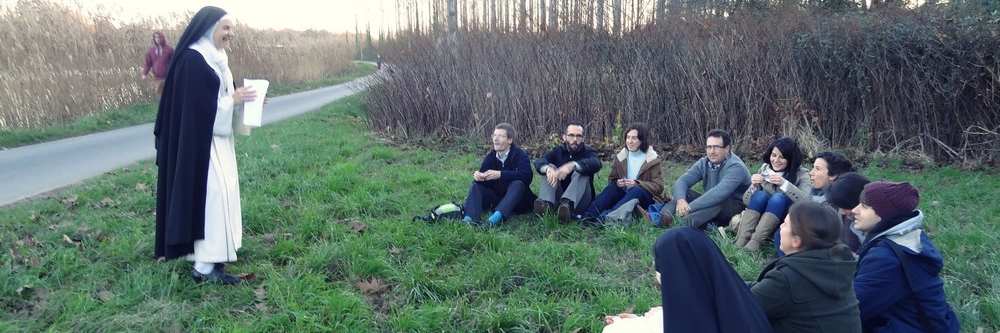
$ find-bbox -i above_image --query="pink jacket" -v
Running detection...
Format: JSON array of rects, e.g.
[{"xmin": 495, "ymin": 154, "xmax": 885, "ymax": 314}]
[{"xmin": 143, "ymin": 31, "xmax": 174, "ymax": 79}]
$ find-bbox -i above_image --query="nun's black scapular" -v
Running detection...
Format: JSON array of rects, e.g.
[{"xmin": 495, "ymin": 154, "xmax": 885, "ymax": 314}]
[
  {"xmin": 153, "ymin": 6, "xmax": 228, "ymax": 259},
  {"xmin": 653, "ymin": 227, "xmax": 774, "ymax": 333}
]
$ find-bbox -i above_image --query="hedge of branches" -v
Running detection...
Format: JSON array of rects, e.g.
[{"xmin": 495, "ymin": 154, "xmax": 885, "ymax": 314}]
[{"xmin": 366, "ymin": 7, "xmax": 1000, "ymax": 163}]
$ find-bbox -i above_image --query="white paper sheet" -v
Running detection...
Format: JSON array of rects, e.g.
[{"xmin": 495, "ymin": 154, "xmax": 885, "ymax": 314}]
[{"xmin": 242, "ymin": 79, "xmax": 269, "ymax": 127}]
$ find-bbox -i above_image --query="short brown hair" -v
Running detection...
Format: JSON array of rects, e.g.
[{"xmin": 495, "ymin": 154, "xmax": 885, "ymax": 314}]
[
  {"xmin": 707, "ymin": 129, "xmax": 732, "ymax": 147},
  {"xmin": 494, "ymin": 123, "xmax": 515, "ymax": 141}
]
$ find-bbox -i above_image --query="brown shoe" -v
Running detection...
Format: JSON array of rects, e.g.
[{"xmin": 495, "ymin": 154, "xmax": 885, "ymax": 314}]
[
  {"xmin": 557, "ymin": 201, "xmax": 573, "ymax": 224},
  {"xmin": 533, "ymin": 199, "xmax": 551, "ymax": 215},
  {"xmin": 636, "ymin": 205, "xmax": 651, "ymax": 222},
  {"xmin": 734, "ymin": 210, "xmax": 762, "ymax": 247},
  {"xmin": 659, "ymin": 212, "xmax": 674, "ymax": 228},
  {"xmin": 745, "ymin": 212, "xmax": 780, "ymax": 251}
]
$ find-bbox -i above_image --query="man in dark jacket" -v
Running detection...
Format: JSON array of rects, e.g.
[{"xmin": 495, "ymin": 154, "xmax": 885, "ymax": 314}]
[
  {"xmin": 462, "ymin": 123, "xmax": 536, "ymax": 227},
  {"xmin": 532, "ymin": 123, "xmax": 602, "ymax": 223}
]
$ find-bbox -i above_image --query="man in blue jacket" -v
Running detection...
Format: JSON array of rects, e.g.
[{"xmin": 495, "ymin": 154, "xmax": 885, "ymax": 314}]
[
  {"xmin": 532, "ymin": 123, "xmax": 602, "ymax": 223},
  {"xmin": 463, "ymin": 123, "xmax": 536, "ymax": 227}
]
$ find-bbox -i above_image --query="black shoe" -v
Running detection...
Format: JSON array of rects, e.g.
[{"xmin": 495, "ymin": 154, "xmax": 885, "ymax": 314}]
[
  {"xmin": 557, "ymin": 201, "xmax": 573, "ymax": 224},
  {"xmin": 191, "ymin": 268, "xmax": 241, "ymax": 285},
  {"xmin": 533, "ymin": 199, "xmax": 552, "ymax": 215}
]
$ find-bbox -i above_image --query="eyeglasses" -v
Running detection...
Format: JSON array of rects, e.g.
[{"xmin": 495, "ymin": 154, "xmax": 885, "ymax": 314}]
[{"xmin": 706, "ymin": 145, "xmax": 727, "ymax": 150}]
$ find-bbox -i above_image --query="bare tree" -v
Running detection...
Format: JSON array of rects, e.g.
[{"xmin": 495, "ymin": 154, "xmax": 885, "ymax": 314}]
[
  {"xmin": 550, "ymin": 0, "xmax": 559, "ymax": 31},
  {"xmin": 540, "ymin": 0, "xmax": 547, "ymax": 31},
  {"xmin": 612, "ymin": 0, "xmax": 621, "ymax": 35},
  {"xmin": 519, "ymin": 0, "xmax": 528, "ymax": 31},
  {"xmin": 656, "ymin": 0, "xmax": 666, "ymax": 24},
  {"xmin": 596, "ymin": 0, "xmax": 605, "ymax": 31},
  {"xmin": 491, "ymin": 0, "xmax": 497, "ymax": 30},
  {"xmin": 505, "ymin": 0, "xmax": 511, "ymax": 31},
  {"xmin": 448, "ymin": 0, "xmax": 458, "ymax": 33}
]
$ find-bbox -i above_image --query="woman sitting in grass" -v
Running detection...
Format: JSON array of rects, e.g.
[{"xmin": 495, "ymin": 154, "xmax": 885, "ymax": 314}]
[
  {"xmin": 823, "ymin": 172, "xmax": 870, "ymax": 252},
  {"xmin": 733, "ymin": 137, "xmax": 811, "ymax": 252},
  {"xmin": 576, "ymin": 123, "xmax": 665, "ymax": 226},
  {"xmin": 851, "ymin": 182, "xmax": 960, "ymax": 333},
  {"xmin": 750, "ymin": 201, "xmax": 861, "ymax": 333}
]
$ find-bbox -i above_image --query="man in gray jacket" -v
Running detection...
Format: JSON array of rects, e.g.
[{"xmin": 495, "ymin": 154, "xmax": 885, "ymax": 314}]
[{"xmin": 659, "ymin": 129, "xmax": 751, "ymax": 229}]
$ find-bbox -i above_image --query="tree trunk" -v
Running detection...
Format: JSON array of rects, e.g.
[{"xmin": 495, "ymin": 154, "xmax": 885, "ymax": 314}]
[
  {"xmin": 490, "ymin": 0, "xmax": 496, "ymax": 30},
  {"xmin": 550, "ymin": 0, "xmax": 559, "ymax": 31},
  {"xmin": 596, "ymin": 0, "xmax": 605, "ymax": 31},
  {"xmin": 448, "ymin": 0, "xmax": 458, "ymax": 33},
  {"xmin": 517, "ymin": 0, "xmax": 528, "ymax": 31},
  {"xmin": 540, "ymin": 0, "xmax": 547, "ymax": 31},
  {"xmin": 612, "ymin": 0, "xmax": 621, "ymax": 35},
  {"xmin": 505, "ymin": 0, "xmax": 511, "ymax": 31},
  {"xmin": 656, "ymin": 0, "xmax": 665, "ymax": 24}
]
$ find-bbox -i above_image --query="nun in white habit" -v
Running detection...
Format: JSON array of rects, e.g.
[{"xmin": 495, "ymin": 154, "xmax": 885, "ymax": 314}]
[{"xmin": 153, "ymin": 6, "xmax": 257, "ymax": 285}]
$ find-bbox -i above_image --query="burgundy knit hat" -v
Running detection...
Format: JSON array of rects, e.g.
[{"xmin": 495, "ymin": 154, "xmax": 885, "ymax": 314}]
[{"xmin": 860, "ymin": 181, "xmax": 920, "ymax": 220}]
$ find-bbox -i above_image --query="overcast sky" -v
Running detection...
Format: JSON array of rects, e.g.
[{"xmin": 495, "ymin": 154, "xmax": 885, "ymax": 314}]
[{"xmin": 1, "ymin": 0, "xmax": 401, "ymax": 33}]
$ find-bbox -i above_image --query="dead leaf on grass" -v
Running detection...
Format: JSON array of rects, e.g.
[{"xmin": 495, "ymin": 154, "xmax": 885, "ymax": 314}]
[
  {"xmin": 350, "ymin": 222, "xmax": 368, "ymax": 234},
  {"xmin": 96, "ymin": 290, "xmax": 114, "ymax": 302},
  {"xmin": 355, "ymin": 278, "xmax": 389, "ymax": 295}
]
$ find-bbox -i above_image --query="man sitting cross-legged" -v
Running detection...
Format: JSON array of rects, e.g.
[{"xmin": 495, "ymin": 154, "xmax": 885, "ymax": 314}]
[{"xmin": 532, "ymin": 123, "xmax": 603, "ymax": 223}]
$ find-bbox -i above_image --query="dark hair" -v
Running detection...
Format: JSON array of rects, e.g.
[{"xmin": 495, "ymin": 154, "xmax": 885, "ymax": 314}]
[
  {"xmin": 494, "ymin": 122, "xmax": 515, "ymax": 141},
  {"xmin": 826, "ymin": 172, "xmax": 870, "ymax": 210},
  {"xmin": 815, "ymin": 151, "xmax": 854, "ymax": 177},
  {"xmin": 707, "ymin": 129, "xmax": 731, "ymax": 147},
  {"xmin": 624, "ymin": 123, "xmax": 651, "ymax": 152},
  {"xmin": 565, "ymin": 122, "xmax": 584, "ymax": 134},
  {"xmin": 761, "ymin": 137, "xmax": 804, "ymax": 183},
  {"xmin": 787, "ymin": 201, "xmax": 843, "ymax": 251}
]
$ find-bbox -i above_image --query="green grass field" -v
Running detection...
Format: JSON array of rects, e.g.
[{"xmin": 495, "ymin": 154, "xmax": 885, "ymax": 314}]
[
  {"xmin": 0, "ymin": 63, "xmax": 376, "ymax": 150},
  {"xmin": 1, "ymin": 94, "xmax": 997, "ymax": 332}
]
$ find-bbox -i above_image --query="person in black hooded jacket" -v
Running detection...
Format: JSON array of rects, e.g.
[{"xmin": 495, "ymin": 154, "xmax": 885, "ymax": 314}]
[{"xmin": 750, "ymin": 201, "xmax": 862, "ymax": 333}]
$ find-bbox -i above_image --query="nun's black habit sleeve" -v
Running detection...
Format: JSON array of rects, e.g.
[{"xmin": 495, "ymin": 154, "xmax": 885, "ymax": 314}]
[
  {"xmin": 154, "ymin": 49, "xmax": 222, "ymax": 259},
  {"xmin": 653, "ymin": 227, "xmax": 774, "ymax": 333}
]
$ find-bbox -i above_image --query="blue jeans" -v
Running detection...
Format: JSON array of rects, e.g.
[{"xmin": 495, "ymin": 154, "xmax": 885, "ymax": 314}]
[
  {"xmin": 584, "ymin": 181, "xmax": 654, "ymax": 218},
  {"xmin": 748, "ymin": 190, "xmax": 793, "ymax": 257},
  {"xmin": 747, "ymin": 191, "xmax": 792, "ymax": 217}
]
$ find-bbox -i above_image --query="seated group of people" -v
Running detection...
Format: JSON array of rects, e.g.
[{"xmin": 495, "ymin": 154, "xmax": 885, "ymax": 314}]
[
  {"xmin": 457, "ymin": 122, "xmax": 960, "ymax": 333},
  {"xmin": 461, "ymin": 122, "xmax": 738, "ymax": 229}
]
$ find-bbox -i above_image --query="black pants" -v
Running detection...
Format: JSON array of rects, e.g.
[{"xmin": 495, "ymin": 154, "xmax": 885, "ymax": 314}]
[{"xmin": 463, "ymin": 180, "xmax": 527, "ymax": 219}]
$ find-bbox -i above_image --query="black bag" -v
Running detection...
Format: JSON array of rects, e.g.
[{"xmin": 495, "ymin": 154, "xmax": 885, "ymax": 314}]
[{"xmin": 413, "ymin": 202, "xmax": 464, "ymax": 222}]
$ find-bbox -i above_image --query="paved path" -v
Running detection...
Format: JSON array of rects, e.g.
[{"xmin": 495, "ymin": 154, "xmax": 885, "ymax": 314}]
[{"xmin": 0, "ymin": 75, "xmax": 374, "ymax": 207}]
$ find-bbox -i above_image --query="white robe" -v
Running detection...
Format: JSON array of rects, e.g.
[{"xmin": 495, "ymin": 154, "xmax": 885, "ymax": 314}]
[{"xmin": 185, "ymin": 37, "xmax": 245, "ymax": 263}]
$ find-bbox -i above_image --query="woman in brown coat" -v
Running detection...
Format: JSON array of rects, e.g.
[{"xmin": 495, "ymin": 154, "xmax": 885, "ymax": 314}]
[{"xmin": 578, "ymin": 123, "xmax": 666, "ymax": 223}]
